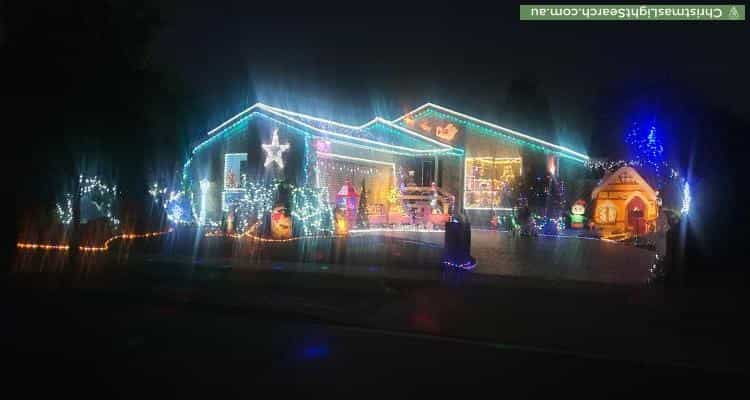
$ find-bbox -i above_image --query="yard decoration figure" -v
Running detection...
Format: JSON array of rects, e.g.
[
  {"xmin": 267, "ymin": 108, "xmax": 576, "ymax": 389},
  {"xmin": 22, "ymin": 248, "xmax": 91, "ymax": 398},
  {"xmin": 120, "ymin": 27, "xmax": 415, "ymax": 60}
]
[
  {"xmin": 334, "ymin": 208, "xmax": 349, "ymax": 235},
  {"xmin": 335, "ymin": 178, "xmax": 359, "ymax": 227},
  {"xmin": 489, "ymin": 212, "xmax": 499, "ymax": 229},
  {"xmin": 356, "ymin": 179, "xmax": 370, "ymax": 228},
  {"xmin": 270, "ymin": 205, "xmax": 293, "ymax": 239},
  {"xmin": 226, "ymin": 208, "xmax": 235, "ymax": 234},
  {"xmin": 570, "ymin": 200, "xmax": 587, "ymax": 229}
]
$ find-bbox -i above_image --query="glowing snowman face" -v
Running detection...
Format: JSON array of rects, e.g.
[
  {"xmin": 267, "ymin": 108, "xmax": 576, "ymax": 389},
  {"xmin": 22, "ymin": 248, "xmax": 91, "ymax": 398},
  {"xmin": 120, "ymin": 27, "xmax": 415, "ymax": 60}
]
[{"xmin": 571, "ymin": 203, "xmax": 586, "ymax": 215}]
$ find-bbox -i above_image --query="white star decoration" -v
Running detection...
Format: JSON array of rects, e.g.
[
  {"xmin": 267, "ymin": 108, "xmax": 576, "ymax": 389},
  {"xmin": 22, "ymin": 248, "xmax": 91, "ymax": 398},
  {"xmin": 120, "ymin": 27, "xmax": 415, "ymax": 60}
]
[{"xmin": 262, "ymin": 129, "xmax": 290, "ymax": 169}]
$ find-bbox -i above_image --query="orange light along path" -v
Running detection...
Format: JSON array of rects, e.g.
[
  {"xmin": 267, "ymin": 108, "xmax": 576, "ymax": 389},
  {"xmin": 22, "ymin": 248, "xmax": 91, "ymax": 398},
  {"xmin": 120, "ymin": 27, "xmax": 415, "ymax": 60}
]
[
  {"xmin": 16, "ymin": 228, "xmax": 174, "ymax": 252},
  {"xmin": 204, "ymin": 222, "xmax": 344, "ymax": 242}
]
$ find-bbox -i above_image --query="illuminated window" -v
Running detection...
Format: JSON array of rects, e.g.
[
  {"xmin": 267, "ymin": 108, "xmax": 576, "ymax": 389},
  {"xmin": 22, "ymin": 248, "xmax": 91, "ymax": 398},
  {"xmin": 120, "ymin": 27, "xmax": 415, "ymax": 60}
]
[
  {"xmin": 223, "ymin": 153, "xmax": 247, "ymax": 211},
  {"xmin": 224, "ymin": 153, "xmax": 247, "ymax": 189},
  {"xmin": 596, "ymin": 204, "xmax": 617, "ymax": 224},
  {"xmin": 464, "ymin": 157, "xmax": 522, "ymax": 209}
]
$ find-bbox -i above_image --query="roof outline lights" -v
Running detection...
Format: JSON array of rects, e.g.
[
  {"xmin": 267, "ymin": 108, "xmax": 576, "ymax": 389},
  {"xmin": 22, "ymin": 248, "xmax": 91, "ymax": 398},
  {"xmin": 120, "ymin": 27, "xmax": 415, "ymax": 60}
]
[
  {"xmin": 198, "ymin": 105, "xmax": 458, "ymax": 155},
  {"xmin": 260, "ymin": 104, "xmax": 456, "ymax": 150},
  {"xmin": 194, "ymin": 111, "xmax": 456, "ymax": 157},
  {"xmin": 258, "ymin": 107, "xmax": 455, "ymax": 154},
  {"xmin": 403, "ymin": 103, "xmax": 589, "ymax": 162},
  {"xmin": 369, "ymin": 117, "xmax": 455, "ymax": 149},
  {"xmin": 257, "ymin": 113, "xmax": 432, "ymax": 157},
  {"xmin": 205, "ymin": 103, "xmax": 264, "ymax": 137},
  {"xmin": 200, "ymin": 101, "xmax": 585, "ymax": 160},
  {"xmin": 391, "ymin": 103, "xmax": 433, "ymax": 123},
  {"xmin": 261, "ymin": 103, "xmax": 371, "ymax": 130}
]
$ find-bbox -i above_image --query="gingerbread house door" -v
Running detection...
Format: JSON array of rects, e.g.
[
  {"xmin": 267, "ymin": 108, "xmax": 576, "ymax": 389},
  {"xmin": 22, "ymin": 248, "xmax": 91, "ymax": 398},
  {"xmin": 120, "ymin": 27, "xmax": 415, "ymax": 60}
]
[{"xmin": 627, "ymin": 196, "xmax": 647, "ymax": 235}]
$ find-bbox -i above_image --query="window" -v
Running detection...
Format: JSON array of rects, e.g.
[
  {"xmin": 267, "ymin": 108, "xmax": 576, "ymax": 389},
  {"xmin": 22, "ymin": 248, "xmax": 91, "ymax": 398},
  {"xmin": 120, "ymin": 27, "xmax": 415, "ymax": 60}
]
[
  {"xmin": 223, "ymin": 153, "xmax": 247, "ymax": 211},
  {"xmin": 596, "ymin": 204, "xmax": 617, "ymax": 224},
  {"xmin": 464, "ymin": 157, "xmax": 522, "ymax": 209},
  {"xmin": 224, "ymin": 153, "xmax": 247, "ymax": 189}
]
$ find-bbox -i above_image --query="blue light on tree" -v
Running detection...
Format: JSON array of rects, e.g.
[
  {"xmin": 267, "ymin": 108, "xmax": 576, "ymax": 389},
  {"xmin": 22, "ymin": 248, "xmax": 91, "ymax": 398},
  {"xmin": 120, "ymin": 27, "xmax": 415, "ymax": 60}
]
[
  {"xmin": 625, "ymin": 121, "xmax": 665, "ymax": 176},
  {"xmin": 681, "ymin": 180, "xmax": 691, "ymax": 216}
]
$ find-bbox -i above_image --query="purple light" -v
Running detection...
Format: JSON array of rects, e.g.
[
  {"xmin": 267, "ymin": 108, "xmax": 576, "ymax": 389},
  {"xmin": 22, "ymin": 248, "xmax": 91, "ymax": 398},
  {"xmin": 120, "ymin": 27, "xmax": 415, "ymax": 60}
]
[
  {"xmin": 313, "ymin": 139, "xmax": 331, "ymax": 152},
  {"xmin": 302, "ymin": 345, "xmax": 329, "ymax": 359},
  {"xmin": 442, "ymin": 258, "xmax": 477, "ymax": 270}
]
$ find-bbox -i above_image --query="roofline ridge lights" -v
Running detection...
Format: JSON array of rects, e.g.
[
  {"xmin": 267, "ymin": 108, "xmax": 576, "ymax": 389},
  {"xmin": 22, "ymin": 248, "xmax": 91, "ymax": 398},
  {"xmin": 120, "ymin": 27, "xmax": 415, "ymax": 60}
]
[
  {"xmin": 195, "ymin": 109, "xmax": 457, "ymax": 156},
  {"xmin": 201, "ymin": 101, "xmax": 586, "ymax": 160},
  {"xmin": 261, "ymin": 105, "xmax": 456, "ymax": 151},
  {"xmin": 370, "ymin": 117, "xmax": 455, "ymax": 149},
  {"xmin": 424, "ymin": 103, "xmax": 589, "ymax": 161}
]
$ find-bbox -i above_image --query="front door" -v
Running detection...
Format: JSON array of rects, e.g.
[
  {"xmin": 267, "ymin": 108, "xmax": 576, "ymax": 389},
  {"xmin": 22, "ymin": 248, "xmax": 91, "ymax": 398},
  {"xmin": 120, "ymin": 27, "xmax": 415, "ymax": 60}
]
[
  {"xmin": 627, "ymin": 196, "xmax": 647, "ymax": 235},
  {"xmin": 421, "ymin": 159, "xmax": 435, "ymax": 186}
]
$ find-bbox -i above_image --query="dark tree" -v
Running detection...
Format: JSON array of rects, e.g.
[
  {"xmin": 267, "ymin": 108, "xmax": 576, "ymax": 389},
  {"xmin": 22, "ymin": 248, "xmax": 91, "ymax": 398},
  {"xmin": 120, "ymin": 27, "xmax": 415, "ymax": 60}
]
[
  {"xmin": 2, "ymin": 1, "xmax": 187, "ymax": 270},
  {"xmin": 356, "ymin": 179, "xmax": 369, "ymax": 229}
]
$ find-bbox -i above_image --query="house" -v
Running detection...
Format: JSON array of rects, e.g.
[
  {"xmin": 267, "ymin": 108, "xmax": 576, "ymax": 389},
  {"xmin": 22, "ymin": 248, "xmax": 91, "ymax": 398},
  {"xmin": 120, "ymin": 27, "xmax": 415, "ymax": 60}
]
[
  {"xmin": 591, "ymin": 166, "xmax": 660, "ymax": 239},
  {"xmin": 184, "ymin": 102, "xmax": 589, "ymax": 229}
]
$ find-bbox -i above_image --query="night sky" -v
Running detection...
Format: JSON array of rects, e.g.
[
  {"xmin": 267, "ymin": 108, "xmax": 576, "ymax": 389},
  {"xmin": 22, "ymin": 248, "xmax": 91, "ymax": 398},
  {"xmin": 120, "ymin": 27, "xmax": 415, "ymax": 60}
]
[
  {"xmin": 150, "ymin": 4, "xmax": 749, "ymax": 142},
  {"xmin": 3, "ymin": 2, "xmax": 748, "ymax": 257}
]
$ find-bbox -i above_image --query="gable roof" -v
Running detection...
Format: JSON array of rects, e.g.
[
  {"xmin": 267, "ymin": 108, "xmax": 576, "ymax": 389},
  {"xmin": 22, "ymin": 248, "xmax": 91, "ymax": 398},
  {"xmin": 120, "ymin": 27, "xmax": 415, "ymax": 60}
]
[
  {"xmin": 192, "ymin": 102, "xmax": 589, "ymax": 162},
  {"xmin": 591, "ymin": 166, "xmax": 658, "ymax": 200},
  {"xmin": 193, "ymin": 103, "xmax": 461, "ymax": 157},
  {"xmin": 393, "ymin": 103, "xmax": 589, "ymax": 163}
]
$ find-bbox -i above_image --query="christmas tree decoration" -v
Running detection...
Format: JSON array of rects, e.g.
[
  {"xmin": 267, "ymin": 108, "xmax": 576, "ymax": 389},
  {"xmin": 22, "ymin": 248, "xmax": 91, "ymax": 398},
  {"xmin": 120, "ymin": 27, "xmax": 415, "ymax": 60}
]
[
  {"xmin": 232, "ymin": 181, "xmax": 276, "ymax": 233},
  {"xmin": 291, "ymin": 186, "xmax": 334, "ymax": 236},
  {"xmin": 356, "ymin": 179, "xmax": 370, "ymax": 228},
  {"xmin": 384, "ymin": 185, "xmax": 404, "ymax": 218},
  {"xmin": 625, "ymin": 121, "xmax": 665, "ymax": 180}
]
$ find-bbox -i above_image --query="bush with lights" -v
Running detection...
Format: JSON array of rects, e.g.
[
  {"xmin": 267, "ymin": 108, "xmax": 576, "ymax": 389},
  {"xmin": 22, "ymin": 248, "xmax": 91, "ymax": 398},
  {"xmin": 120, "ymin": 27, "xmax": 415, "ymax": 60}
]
[{"xmin": 56, "ymin": 175, "xmax": 120, "ymax": 228}]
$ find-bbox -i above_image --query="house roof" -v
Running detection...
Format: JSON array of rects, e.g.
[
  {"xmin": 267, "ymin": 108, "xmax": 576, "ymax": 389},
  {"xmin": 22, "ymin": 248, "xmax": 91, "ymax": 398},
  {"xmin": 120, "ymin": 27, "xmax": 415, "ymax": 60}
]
[
  {"xmin": 192, "ymin": 102, "xmax": 589, "ymax": 162},
  {"xmin": 591, "ymin": 166, "xmax": 658, "ymax": 200},
  {"xmin": 393, "ymin": 103, "xmax": 589, "ymax": 163},
  {"xmin": 193, "ymin": 103, "xmax": 461, "ymax": 157}
]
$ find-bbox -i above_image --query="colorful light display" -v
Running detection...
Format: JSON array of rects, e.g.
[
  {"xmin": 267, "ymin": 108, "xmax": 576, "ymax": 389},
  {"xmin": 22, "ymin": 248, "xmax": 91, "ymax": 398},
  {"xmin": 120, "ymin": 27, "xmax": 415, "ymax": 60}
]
[
  {"xmin": 464, "ymin": 157, "xmax": 522, "ymax": 210},
  {"xmin": 291, "ymin": 186, "xmax": 334, "ymax": 236},
  {"xmin": 17, "ymin": 228, "xmax": 173, "ymax": 252},
  {"xmin": 626, "ymin": 121, "xmax": 665, "ymax": 175},
  {"xmin": 185, "ymin": 101, "xmax": 597, "ymax": 240},
  {"xmin": 531, "ymin": 214, "xmax": 566, "ymax": 233},
  {"xmin": 194, "ymin": 105, "xmax": 461, "ymax": 157},
  {"xmin": 56, "ymin": 175, "xmax": 119, "ymax": 227},
  {"xmin": 395, "ymin": 103, "xmax": 589, "ymax": 163}
]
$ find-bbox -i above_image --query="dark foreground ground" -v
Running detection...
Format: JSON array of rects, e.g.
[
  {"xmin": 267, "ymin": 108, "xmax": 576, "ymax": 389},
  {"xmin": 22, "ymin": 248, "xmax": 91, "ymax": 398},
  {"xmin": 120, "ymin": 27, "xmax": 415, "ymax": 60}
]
[
  {"xmin": 6, "ymin": 230, "xmax": 749, "ymax": 393},
  {"xmin": 2, "ymin": 286, "xmax": 746, "ymax": 395}
]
